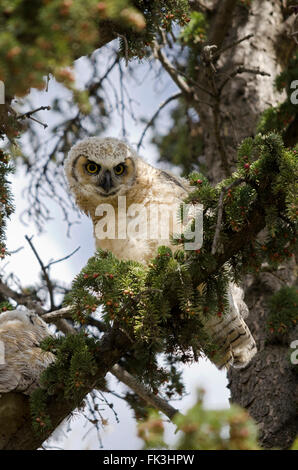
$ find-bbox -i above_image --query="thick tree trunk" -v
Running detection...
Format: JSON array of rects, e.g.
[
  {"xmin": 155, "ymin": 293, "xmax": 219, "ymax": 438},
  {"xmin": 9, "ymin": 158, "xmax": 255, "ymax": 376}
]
[
  {"xmin": 195, "ymin": 0, "xmax": 297, "ymax": 448},
  {"xmin": 196, "ymin": 0, "xmax": 293, "ymax": 182},
  {"xmin": 228, "ymin": 269, "xmax": 298, "ymax": 449}
]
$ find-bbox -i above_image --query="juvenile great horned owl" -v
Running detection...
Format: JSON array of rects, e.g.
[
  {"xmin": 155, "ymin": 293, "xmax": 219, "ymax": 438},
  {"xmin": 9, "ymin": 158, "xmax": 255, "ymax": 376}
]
[
  {"xmin": 65, "ymin": 137, "xmax": 257, "ymax": 369},
  {"xmin": 65, "ymin": 136, "xmax": 189, "ymax": 264},
  {"xmin": 0, "ymin": 310, "xmax": 55, "ymax": 395}
]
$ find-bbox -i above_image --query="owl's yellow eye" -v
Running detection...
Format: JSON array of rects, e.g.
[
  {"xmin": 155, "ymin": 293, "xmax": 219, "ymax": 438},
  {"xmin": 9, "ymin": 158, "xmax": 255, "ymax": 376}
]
[
  {"xmin": 86, "ymin": 162, "xmax": 100, "ymax": 174},
  {"xmin": 114, "ymin": 163, "xmax": 125, "ymax": 175}
]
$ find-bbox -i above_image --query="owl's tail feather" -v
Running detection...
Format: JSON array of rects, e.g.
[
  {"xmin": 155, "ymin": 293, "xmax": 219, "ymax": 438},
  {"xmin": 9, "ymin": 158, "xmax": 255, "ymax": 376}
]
[{"xmin": 203, "ymin": 284, "xmax": 257, "ymax": 370}]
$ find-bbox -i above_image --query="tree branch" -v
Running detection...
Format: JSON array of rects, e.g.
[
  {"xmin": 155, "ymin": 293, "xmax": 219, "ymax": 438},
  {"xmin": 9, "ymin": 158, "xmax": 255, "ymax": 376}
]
[
  {"xmin": 0, "ymin": 280, "xmax": 44, "ymax": 314},
  {"xmin": 0, "ymin": 280, "xmax": 74, "ymax": 335},
  {"xmin": 213, "ymin": 34, "xmax": 254, "ymax": 59},
  {"xmin": 137, "ymin": 92, "xmax": 182, "ymax": 151},
  {"xmin": 86, "ymin": 316, "xmax": 109, "ymax": 332},
  {"xmin": 17, "ymin": 106, "xmax": 51, "ymax": 128},
  {"xmin": 219, "ymin": 66, "xmax": 271, "ymax": 94},
  {"xmin": 25, "ymin": 235, "xmax": 55, "ymax": 311},
  {"xmin": 110, "ymin": 365, "xmax": 178, "ymax": 420},
  {"xmin": 41, "ymin": 306, "xmax": 73, "ymax": 323},
  {"xmin": 153, "ymin": 41, "xmax": 193, "ymax": 97},
  {"xmin": 42, "ymin": 308, "xmax": 177, "ymax": 422}
]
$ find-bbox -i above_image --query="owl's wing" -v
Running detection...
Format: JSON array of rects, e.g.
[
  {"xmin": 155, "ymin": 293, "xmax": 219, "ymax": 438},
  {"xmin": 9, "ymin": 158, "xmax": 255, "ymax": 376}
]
[
  {"xmin": 0, "ymin": 315, "xmax": 55, "ymax": 395},
  {"xmin": 0, "ymin": 331, "xmax": 23, "ymax": 394},
  {"xmin": 16, "ymin": 348, "xmax": 55, "ymax": 395},
  {"xmin": 203, "ymin": 283, "xmax": 257, "ymax": 369},
  {"xmin": 0, "ymin": 346, "xmax": 55, "ymax": 395},
  {"xmin": 230, "ymin": 283, "xmax": 249, "ymax": 319},
  {"xmin": 0, "ymin": 364, "xmax": 21, "ymax": 394},
  {"xmin": 157, "ymin": 169, "xmax": 190, "ymax": 193}
]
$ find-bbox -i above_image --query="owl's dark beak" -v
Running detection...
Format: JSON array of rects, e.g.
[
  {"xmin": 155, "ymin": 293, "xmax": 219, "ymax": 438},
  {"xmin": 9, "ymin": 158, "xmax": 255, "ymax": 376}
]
[{"xmin": 99, "ymin": 170, "xmax": 113, "ymax": 193}]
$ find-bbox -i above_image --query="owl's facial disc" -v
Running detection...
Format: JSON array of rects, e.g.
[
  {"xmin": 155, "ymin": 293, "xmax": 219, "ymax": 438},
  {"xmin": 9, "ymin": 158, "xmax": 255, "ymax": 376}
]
[{"xmin": 73, "ymin": 155, "xmax": 136, "ymax": 199}]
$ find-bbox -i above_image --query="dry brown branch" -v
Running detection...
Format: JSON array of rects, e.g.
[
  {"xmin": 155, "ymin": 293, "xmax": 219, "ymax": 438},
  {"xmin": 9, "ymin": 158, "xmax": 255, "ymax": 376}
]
[
  {"xmin": 41, "ymin": 306, "xmax": 73, "ymax": 323},
  {"xmin": 110, "ymin": 365, "xmax": 178, "ymax": 420},
  {"xmin": 166, "ymin": 65, "xmax": 215, "ymax": 98},
  {"xmin": 137, "ymin": 92, "xmax": 182, "ymax": 151},
  {"xmin": 0, "ymin": 280, "xmax": 44, "ymax": 314},
  {"xmin": 153, "ymin": 40, "xmax": 193, "ymax": 96},
  {"xmin": 17, "ymin": 106, "xmax": 51, "ymax": 129},
  {"xmin": 25, "ymin": 235, "xmax": 55, "ymax": 310},
  {"xmin": 114, "ymin": 33, "xmax": 129, "ymax": 66},
  {"xmin": 219, "ymin": 66, "xmax": 271, "ymax": 93},
  {"xmin": 17, "ymin": 106, "xmax": 51, "ymax": 120},
  {"xmin": 213, "ymin": 34, "xmax": 254, "ymax": 59},
  {"xmin": 0, "ymin": 279, "xmax": 74, "ymax": 335}
]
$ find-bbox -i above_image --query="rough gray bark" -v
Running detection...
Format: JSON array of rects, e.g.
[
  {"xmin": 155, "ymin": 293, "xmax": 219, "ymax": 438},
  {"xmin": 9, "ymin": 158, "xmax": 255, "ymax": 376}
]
[
  {"xmin": 227, "ymin": 269, "xmax": 298, "ymax": 449},
  {"xmin": 196, "ymin": 0, "xmax": 293, "ymax": 181},
  {"xmin": 194, "ymin": 0, "xmax": 297, "ymax": 448}
]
